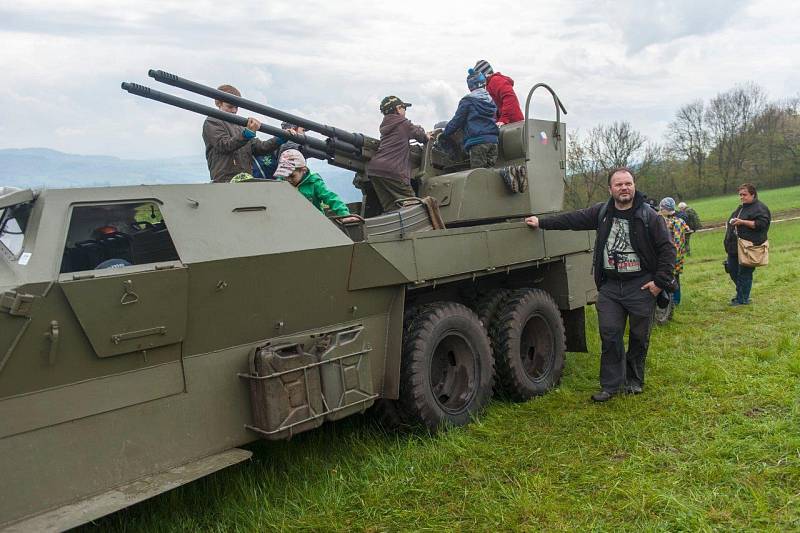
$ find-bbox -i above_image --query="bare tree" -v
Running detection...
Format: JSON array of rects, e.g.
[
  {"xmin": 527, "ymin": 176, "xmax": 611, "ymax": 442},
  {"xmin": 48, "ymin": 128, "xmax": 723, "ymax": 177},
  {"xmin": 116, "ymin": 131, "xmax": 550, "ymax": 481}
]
[
  {"xmin": 667, "ymin": 100, "xmax": 711, "ymax": 187},
  {"xmin": 566, "ymin": 131, "xmax": 606, "ymax": 207},
  {"xmin": 750, "ymin": 102, "xmax": 786, "ymax": 183},
  {"xmin": 566, "ymin": 122, "xmax": 652, "ymax": 207},
  {"xmin": 705, "ymin": 83, "xmax": 766, "ymax": 193},
  {"xmin": 590, "ymin": 121, "xmax": 647, "ymax": 168}
]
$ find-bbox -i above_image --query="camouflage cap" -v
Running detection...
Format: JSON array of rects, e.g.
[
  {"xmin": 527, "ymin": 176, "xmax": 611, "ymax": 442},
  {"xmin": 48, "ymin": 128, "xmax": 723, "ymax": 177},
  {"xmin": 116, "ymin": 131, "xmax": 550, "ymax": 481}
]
[{"xmin": 380, "ymin": 95, "xmax": 412, "ymax": 115}]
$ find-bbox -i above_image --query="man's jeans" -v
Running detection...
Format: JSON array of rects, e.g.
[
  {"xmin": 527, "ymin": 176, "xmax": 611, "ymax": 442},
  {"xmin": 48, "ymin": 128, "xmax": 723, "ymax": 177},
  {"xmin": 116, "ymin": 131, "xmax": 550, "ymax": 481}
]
[
  {"xmin": 596, "ymin": 275, "xmax": 657, "ymax": 393},
  {"xmin": 727, "ymin": 253, "xmax": 754, "ymax": 303}
]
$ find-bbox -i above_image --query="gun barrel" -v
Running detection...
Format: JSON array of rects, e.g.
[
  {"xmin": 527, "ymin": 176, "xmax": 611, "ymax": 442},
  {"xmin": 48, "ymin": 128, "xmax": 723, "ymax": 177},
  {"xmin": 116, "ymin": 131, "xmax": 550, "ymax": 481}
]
[
  {"xmin": 121, "ymin": 82, "xmax": 337, "ymax": 154},
  {"xmin": 149, "ymin": 70, "xmax": 375, "ymax": 151},
  {"xmin": 121, "ymin": 82, "xmax": 366, "ymax": 172}
]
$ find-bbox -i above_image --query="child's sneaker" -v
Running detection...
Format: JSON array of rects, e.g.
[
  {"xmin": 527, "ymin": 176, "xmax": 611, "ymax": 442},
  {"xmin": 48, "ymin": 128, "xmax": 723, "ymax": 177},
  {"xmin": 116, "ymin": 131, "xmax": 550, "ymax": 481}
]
[
  {"xmin": 515, "ymin": 164, "xmax": 528, "ymax": 193},
  {"xmin": 499, "ymin": 166, "xmax": 518, "ymax": 193}
]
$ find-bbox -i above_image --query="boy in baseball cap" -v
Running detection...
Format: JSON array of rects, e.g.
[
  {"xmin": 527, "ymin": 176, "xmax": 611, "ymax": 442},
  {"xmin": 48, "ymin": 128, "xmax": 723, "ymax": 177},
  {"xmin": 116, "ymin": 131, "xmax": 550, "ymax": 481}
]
[
  {"xmin": 365, "ymin": 96, "xmax": 430, "ymax": 214},
  {"xmin": 274, "ymin": 149, "xmax": 354, "ymax": 219}
]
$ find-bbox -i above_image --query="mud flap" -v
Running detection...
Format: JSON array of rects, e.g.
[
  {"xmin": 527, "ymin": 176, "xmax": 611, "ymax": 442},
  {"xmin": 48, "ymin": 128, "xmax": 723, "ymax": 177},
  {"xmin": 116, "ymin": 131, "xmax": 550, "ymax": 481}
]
[{"xmin": 561, "ymin": 306, "xmax": 588, "ymax": 353}]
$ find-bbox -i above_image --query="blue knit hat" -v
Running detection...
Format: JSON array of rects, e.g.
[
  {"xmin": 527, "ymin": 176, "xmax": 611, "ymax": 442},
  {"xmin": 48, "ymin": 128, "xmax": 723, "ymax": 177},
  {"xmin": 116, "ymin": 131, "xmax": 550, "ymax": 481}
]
[
  {"xmin": 659, "ymin": 197, "xmax": 676, "ymax": 213},
  {"xmin": 467, "ymin": 68, "xmax": 486, "ymax": 91}
]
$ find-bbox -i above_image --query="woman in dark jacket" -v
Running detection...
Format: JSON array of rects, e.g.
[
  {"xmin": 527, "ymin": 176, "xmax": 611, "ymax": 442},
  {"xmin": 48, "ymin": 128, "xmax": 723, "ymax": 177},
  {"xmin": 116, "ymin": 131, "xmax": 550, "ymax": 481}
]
[{"xmin": 724, "ymin": 183, "xmax": 771, "ymax": 306}]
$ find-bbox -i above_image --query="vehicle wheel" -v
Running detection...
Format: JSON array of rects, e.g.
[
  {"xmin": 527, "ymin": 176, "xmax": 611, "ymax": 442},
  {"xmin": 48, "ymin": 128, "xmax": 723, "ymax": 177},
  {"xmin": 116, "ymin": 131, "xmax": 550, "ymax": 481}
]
[
  {"xmin": 490, "ymin": 289, "xmax": 566, "ymax": 401},
  {"xmin": 654, "ymin": 299, "xmax": 674, "ymax": 326},
  {"xmin": 399, "ymin": 302, "xmax": 494, "ymax": 431},
  {"xmin": 474, "ymin": 288, "xmax": 511, "ymax": 331}
]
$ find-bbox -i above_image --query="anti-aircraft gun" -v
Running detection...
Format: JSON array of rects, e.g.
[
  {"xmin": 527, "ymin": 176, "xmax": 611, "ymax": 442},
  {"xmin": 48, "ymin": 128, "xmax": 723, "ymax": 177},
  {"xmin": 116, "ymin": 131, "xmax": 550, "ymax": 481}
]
[
  {"xmin": 123, "ymin": 70, "xmax": 568, "ymax": 225},
  {"xmin": 0, "ymin": 71, "xmax": 594, "ymax": 530}
]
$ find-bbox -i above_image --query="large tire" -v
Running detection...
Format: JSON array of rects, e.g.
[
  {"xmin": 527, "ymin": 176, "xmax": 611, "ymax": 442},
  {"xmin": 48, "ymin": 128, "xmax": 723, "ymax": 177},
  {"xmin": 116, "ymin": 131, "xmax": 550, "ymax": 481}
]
[
  {"xmin": 399, "ymin": 302, "xmax": 494, "ymax": 431},
  {"xmin": 489, "ymin": 289, "xmax": 566, "ymax": 401},
  {"xmin": 474, "ymin": 288, "xmax": 511, "ymax": 331}
]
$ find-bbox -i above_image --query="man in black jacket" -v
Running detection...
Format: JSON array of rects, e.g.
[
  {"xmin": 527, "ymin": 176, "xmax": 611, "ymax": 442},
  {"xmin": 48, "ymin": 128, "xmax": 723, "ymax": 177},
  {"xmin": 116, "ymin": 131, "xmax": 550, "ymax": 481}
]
[
  {"xmin": 525, "ymin": 168, "xmax": 676, "ymax": 402},
  {"xmin": 723, "ymin": 183, "xmax": 771, "ymax": 306}
]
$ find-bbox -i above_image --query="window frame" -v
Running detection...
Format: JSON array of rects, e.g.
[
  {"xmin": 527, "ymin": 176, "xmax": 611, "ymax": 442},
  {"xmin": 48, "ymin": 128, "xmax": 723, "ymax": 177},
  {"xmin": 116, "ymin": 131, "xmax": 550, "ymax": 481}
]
[{"xmin": 58, "ymin": 199, "xmax": 182, "ymax": 277}]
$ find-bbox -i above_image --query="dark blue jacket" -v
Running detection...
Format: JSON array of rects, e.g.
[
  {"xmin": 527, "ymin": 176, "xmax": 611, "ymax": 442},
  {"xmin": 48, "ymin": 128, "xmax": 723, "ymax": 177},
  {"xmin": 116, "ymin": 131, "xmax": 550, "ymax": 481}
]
[{"xmin": 443, "ymin": 88, "xmax": 499, "ymax": 150}]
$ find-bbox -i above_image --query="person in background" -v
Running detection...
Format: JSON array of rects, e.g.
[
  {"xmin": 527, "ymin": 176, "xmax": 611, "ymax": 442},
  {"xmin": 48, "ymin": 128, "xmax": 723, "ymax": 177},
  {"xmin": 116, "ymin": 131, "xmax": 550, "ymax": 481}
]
[
  {"xmin": 659, "ymin": 197, "xmax": 690, "ymax": 305},
  {"xmin": 201, "ymin": 84, "xmax": 287, "ymax": 183},
  {"xmin": 472, "ymin": 60, "xmax": 524, "ymax": 127},
  {"xmin": 723, "ymin": 183, "xmax": 771, "ymax": 306},
  {"xmin": 273, "ymin": 149, "xmax": 355, "ymax": 220},
  {"xmin": 524, "ymin": 168, "xmax": 675, "ymax": 402},
  {"xmin": 676, "ymin": 201, "xmax": 701, "ymax": 255},
  {"xmin": 366, "ymin": 96, "xmax": 430, "ymax": 214}
]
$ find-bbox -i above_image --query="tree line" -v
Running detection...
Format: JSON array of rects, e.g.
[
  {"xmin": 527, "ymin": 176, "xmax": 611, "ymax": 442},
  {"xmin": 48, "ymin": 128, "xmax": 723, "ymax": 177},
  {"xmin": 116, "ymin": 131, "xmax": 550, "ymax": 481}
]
[{"xmin": 564, "ymin": 82, "xmax": 800, "ymax": 208}]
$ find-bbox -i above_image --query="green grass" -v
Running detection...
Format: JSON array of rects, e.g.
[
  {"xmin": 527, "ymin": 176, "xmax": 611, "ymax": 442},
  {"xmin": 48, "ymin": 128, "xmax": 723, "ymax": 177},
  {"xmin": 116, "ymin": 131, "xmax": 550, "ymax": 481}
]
[
  {"xmin": 687, "ymin": 184, "xmax": 800, "ymax": 226},
  {"xmin": 86, "ymin": 222, "xmax": 800, "ymax": 532}
]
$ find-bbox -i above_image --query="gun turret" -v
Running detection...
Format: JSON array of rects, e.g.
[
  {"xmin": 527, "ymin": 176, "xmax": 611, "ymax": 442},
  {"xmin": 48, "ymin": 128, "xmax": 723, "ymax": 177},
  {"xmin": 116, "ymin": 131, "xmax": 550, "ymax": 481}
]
[{"xmin": 123, "ymin": 70, "xmax": 571, "ymax": 225}]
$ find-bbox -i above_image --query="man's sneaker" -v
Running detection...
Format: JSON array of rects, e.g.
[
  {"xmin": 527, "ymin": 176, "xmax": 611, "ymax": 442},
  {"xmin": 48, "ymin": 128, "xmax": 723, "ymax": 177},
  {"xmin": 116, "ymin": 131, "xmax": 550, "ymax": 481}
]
[
  {"xmin": 499, "ymin": 167, "xmax": 518, "ymax": 193},
  {"xmin": 591, "ymin": 390, "xmax": 615, "ymax": 402},
  {"xmin": 515, "ymin": 164, "xmax": 528, "ymax": 193},
  {"xmin": 625, "ymin": 384, "xmax": 643, "ymax": 395}
]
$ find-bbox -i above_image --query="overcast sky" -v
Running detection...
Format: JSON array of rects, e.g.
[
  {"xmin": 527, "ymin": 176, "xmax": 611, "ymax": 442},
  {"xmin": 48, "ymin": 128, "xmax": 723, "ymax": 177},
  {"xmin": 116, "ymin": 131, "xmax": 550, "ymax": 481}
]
[{"xmin": 1, "ymin": 0, "xmax": 798, "ymax": 161}]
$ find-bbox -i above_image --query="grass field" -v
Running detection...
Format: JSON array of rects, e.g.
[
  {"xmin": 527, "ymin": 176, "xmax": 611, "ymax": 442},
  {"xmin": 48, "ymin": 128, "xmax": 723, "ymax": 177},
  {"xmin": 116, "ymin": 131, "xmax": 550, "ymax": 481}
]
[
  {"xmin": 687, "ymin": 184, "xmax": 800, "ymax": 226},
  {"xmin": 86, "ymin": 222, "xmax": 800, "ymax": 532}
]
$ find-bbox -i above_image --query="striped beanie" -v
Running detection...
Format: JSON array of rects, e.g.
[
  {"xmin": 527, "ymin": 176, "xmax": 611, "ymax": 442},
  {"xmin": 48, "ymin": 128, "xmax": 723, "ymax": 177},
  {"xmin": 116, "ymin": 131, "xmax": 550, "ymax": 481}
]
[{"xmin": 473, "ymin": 59, "xmax": 494, "ymax": 77}]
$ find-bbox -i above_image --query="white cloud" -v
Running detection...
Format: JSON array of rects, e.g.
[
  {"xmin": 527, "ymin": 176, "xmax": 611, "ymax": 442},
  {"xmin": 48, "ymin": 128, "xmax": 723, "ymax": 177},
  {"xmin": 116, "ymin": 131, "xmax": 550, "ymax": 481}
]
[{"xmin": 0, "ymin": 0, "xmax": 797, "ymax": 162}]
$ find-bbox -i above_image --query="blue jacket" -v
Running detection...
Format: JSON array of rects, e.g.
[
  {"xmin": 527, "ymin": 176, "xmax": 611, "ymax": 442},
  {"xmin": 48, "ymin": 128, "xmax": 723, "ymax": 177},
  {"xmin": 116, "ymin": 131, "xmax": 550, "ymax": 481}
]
[{"xmin": 443, "ymin": 88, "xmax": 499, "ymax": 150}]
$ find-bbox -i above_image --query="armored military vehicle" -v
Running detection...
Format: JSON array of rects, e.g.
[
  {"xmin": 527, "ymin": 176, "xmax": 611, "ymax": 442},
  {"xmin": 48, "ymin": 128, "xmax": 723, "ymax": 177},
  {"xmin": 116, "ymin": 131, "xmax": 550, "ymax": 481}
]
[{"xmin": 0, "ymin": 71, "xmax": 596, "ymax": 530}]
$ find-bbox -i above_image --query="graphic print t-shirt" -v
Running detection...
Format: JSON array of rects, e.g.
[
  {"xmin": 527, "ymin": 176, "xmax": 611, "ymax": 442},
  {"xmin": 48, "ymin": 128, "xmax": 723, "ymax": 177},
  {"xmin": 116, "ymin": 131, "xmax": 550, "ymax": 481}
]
[{"xmin": 602, "ymin": 207, "xmax": 642, "ymax": 279}]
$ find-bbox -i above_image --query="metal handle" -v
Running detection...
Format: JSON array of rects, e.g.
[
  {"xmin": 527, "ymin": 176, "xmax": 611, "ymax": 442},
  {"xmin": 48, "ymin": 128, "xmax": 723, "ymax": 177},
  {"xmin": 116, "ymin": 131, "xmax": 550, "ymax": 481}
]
[
  {"xmin": 120, "ymin": 280, "xmax": 139, "ymax": 305},
  {"xmin": 331, "ymin": 214, "xmax": 365, "ymax": 226},
  {"xmin": 523, "ymin": 83, "xmax": 568, "ymax": 159},
  {"xmin": 45, "ymin": 320, "xmax": 59, "ymax": 365}
]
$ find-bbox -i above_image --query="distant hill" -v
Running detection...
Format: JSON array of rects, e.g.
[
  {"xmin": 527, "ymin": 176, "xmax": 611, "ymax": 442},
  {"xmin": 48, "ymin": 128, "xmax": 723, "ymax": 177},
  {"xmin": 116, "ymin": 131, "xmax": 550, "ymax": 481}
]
[{"xmin": 0, "ymin": 148, "xmax": 360, "ymax": 202}]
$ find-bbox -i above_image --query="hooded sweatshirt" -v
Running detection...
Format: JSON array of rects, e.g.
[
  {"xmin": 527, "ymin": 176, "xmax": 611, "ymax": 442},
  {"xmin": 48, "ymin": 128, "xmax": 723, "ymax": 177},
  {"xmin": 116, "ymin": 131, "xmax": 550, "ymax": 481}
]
[
  {"xmin": 367, "ymin": 114, "xmax": 428, "ymax": 183},
  {"xmin": 443, "ymin": 88, "xmax": 499, "ymax": 150},
  {"xmin": 294, "ymin": 170, "xmax": 350, "ymax": 217},
  {"xmin": 486, "ymin": 72, "xmax": 524, "ymax": 125}
]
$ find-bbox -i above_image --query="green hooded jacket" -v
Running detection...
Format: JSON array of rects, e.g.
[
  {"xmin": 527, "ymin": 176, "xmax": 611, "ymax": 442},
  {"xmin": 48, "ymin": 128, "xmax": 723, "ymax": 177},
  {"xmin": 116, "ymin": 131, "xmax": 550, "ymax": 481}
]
[{"xmin": 294, "ymin": 171, "xmax": 350, "ymax": 217}]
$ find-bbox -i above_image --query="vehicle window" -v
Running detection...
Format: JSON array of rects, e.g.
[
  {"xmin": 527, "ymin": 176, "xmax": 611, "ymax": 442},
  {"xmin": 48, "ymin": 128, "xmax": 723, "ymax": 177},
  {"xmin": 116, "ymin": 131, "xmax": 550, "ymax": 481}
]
[
  {"xmin": 60, "ymin": 201, "xmax": 179, "ymax": 274},
  {"xmin": 0, "ymin": 203, "xmax": 32, "ymax": 259}
]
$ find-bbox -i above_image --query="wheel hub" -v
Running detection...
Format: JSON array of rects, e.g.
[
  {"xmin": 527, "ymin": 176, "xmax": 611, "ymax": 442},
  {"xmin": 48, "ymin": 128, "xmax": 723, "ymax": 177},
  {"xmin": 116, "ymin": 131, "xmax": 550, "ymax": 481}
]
[
  {"xmin": 429, "ymin": 331, "xmax": 477, "ymax": 414},
  {"xmin": 520, "ymin": 314, "xmax": 554, "ymax": 382}
]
